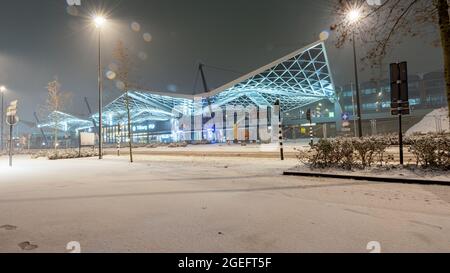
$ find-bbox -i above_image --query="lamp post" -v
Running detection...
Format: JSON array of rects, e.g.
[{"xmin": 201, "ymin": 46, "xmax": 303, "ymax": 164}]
[
  {"xmin": 1, "ymin": 86, "xmax": 6, "ymax": 152},
  {"xmin": 94, "ymin": 15, "xmax": 106, "ymax": 159},
  {"xmin": 347, "ymin": 9, "xmax": 363, "ymax": 138}
]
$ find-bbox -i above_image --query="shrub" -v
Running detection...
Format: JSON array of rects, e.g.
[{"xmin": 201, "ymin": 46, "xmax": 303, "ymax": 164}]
[
  {"xmin": 407, "ymin": 133, "xmax": 450, "ymax": 170},
  {"xmin": 335, "ymin": 138, "xmax": 356, "ymax": 170},
  {"xmin": 310, "ymin": 139, "xmax": 340, "ymax": 168},
  {"xmin": 32, "ymin": 149, "xmax": 99, "ymax": 160},
  {"xmin": 297, "ymin": 133, "xmax": 450, "ymax": 171},
  {"xmin": 297, "ymin": 136, "xmax": 390, "ymax": 170},
  {"xmin": 352, "ymin": 137, "xmax": 390, "ymax": 168},
  {"xmin": 168, "ymin": 142, "xmax": 189, "ymax": 148}
]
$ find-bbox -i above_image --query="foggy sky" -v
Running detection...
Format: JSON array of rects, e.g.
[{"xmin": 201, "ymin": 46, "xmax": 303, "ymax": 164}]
[{"xmin": 0, "ymin": 0, "xmax": 444, "ymax": 125}]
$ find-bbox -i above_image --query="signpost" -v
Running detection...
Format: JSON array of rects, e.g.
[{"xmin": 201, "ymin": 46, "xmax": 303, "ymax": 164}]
[
  {"xmin": 116, "ymin": 123, "xmax": 122, "ymax": 157},
  {"xmin": 274, "ymin": 100, "xmax": 284, "ymax": 161},
  {"xmin": 390, "ymin": 62, "xmax": 410, "ymax": 166},
  {"xmin": 341, "ymin": 112, "xmax": 351, "ymax": 132},
  {"xmin": 6, "ymin": 100, "xmax": 19, "ymax": 167},
  {"xmin": 79, "ymin": 132, "xmax": 96, "ymax": 157},
  {"xmin": 306, "ymin": 109, "xmax": 313, "ymax": 145}
]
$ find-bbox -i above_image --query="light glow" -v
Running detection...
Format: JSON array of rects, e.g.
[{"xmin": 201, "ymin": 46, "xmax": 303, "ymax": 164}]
[
  {"xmin": 94, "ymin": 16, "xmax": 106, "ymax": 28},
  {"xmin": 347, "ymin": 9, "xmax": 362, "ymax": 24}
]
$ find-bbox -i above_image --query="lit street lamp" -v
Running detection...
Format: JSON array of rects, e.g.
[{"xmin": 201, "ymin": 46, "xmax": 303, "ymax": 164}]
[
  {"xmin": 94, "ymin": 15, "xmax": 106, "ymax": 159},
  {"xmin": 1, "ymin": 85, "xmax": 6, "ymax": 152},
  {"xmin": 347, "ymin": 8, "xmax": 363, "ymax": 138}
]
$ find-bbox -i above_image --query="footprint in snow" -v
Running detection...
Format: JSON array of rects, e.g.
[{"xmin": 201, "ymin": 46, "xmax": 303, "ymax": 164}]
[
  {"xmin": 18, "ymin": 241, "xmax": 38, "ymax": 251},
  {"xmin": 0, "ymin": 225, "xmax": 17, "ymax": 231}
]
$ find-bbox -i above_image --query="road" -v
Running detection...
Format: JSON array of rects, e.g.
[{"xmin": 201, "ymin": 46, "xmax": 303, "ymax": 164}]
[{"xmin": 0, "ymin": 154, "xmax": 449, "ymax": 252}]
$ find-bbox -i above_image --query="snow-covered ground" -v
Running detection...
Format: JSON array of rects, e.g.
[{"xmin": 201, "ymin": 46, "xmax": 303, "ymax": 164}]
[
  {"xmin": 1, "ymin": 155, "xmax": 450, "ymax": 253},
  {"xmin": 406, "ymin": 108, "xmax": 449, "ymax": 136},
  {"xmin": 291, "ymin": 165, "xmax": 450, "ymax": 182}
]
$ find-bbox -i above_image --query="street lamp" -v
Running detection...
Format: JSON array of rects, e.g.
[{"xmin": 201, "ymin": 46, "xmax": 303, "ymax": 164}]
[
  {"xmin": 347, "ymin": 8, "xmax": 363, "ymax": 138},
  {"xmin": 93, "ymin": 15, "xmax": 106, "ymax": 159},
  {"xmin": 94, "ymin": 16, "xmax": 106, "ymax": 28},
  {"xmin": 1, "ymin": 85, "xmax": 6, "ymax": 152},
  {"xmin": 347, "ymin": 9, "xmax": 361, "ymax": 24}
]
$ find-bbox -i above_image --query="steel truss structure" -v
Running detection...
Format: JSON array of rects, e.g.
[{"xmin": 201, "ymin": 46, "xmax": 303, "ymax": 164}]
[
  {"xmin": 40, "ymin": 40, "xmax": 336, "ymax": 131},
  {"xmin": 97, "ymin": 40, "xmax": 336, "ymax": 125},
  {"xmin": 38, "ymin": 111, "xmax": 93, "ymax": 132}
]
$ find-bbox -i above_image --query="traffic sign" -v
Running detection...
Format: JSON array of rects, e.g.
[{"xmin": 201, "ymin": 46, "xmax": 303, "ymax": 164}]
[
  {"xmin": 390, "ymin": 62, "xmax": 408, "ymax": 166},
  {"xmin": 341, "ymin": 112, "xmax": 350, "ymax": 121},
  {"xmin": 6, "ymin": 115, "xmax": 19, "ymax": 126},
  {"xmin": 6, "ymin": 100, "xmax": 19, "ymax": 167},
  {"xmin": 390, "ymin": 62, "xmax": 409, "ymax": 116}
]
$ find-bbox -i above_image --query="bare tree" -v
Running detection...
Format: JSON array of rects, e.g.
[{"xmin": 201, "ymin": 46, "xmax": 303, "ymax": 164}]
[
  {"xmin": 112, "ymin": 40, "xmax": 136, "ymax": 163},
  {"xmin": 331, "ymin": 0, "xmax": 450, "ymax": 118},
  {"xmin": 45, "ymin": 78, "xmax": 72, "ymax": 151}
]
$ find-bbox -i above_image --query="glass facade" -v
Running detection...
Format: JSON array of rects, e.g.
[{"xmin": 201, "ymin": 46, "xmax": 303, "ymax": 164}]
[
  {"xmin": 93, "ymin": 41, "xmax": 337, "ymax": 143},
  {"xmin": 38, "ymin": 41, "xmax": 344, "ymax": 142}
]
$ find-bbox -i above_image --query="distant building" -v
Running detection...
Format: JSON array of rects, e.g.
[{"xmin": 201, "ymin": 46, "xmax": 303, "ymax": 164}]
[{"xmin": 336, "ymin": 71, "xmax": 447, "ymax": 136}]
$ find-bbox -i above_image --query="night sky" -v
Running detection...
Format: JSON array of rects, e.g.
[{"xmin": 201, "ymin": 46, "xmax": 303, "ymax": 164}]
[{"xmin": 0, "ymin": 0, "xmax": 444, "ymax": 125}]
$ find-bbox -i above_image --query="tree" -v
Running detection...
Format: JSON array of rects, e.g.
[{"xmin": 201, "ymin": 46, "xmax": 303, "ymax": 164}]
[
  {"xmin": 331, "ymin": 0, "xmax": 450, "ymax": 118},
  {"xmin": 112, "ymin": 40, "xmax": 135, "ymax": 163},
  {"xmin": 45, "ymin": 78, "xmax": 71, "ymax": 150}
]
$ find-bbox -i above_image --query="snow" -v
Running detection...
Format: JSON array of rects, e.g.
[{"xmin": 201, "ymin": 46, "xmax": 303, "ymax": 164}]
[
  {"xmin": 406, "ymin": 107, "xmax": 449, "ymax": 136},
  {"xmin": 1, "ymin": 155, "xmax": 450, "ymax": 252}
]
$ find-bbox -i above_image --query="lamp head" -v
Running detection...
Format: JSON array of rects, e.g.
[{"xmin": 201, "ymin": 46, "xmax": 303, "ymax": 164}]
[
  {"xmin": 0, "ymin": 86, "xmax": 6, "ymax": 93},
  {"xmin": 347, "ymin": 9, "xmax": 362, "ymax": 24},
  {"xmin": 94, "ymin": 16, "xmax": 106, "ymax": 28}
]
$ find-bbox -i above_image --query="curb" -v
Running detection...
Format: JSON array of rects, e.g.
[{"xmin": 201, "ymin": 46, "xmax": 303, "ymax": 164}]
[{"xmin": 283, "ymin": 171, "xmax": 450, "ymax": 186}]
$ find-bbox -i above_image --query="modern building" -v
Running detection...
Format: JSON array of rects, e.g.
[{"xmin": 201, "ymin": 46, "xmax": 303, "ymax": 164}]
[
  {"xmin": 33, "ymin": 111, "xmax": 94, "ymax": 148},
  {"xmin": 337, "ymin": 71, "xmax": 448, "ymax": 136},
  {"xmin": 93, "ymin": 40, "xmax": 339, "ymax": 144},
  {"xmin": 36, "ymin": 39, "xmax": 448, "ymax": 146}
]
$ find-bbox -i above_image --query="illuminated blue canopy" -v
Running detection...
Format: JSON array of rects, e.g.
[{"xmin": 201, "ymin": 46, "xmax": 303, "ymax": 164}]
[
  {"xmin": 38, "ymin": 111, "xmax": 93, "ymax": 132},
  {"xmin": 97, "ymin": 40, "xmax": 337, "ymax": 125}
]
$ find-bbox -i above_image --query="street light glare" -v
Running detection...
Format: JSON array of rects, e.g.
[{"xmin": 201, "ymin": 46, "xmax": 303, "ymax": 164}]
[
  {"xmin": 0, "ymin": 86, "xmax": 6, "ymax": 93},
  {"xmin": 94, "ymin": 16, "xmax": 106, "ymax": 28},
  {"xmin": 347, "ymin": 9, "xmax": 362, "ymax": 24}
]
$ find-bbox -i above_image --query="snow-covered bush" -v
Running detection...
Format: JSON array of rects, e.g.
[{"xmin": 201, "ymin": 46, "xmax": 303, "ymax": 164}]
[
  {"xmin": 146, "ymin": 143, "xmax": 160, "ymax": 148},
  {"xmin": 407, "ymin": 133, "xmax": 450, "ymax": 170},
  {"xmin": 297, "ymin": 136, "xmax": 391, "ymax": 170},
  {"xmin": 335, "ymin": 138, "xmax": 356, "ymax": 170},
  {"xmin": 297, "ymin": 133, "xmax": 450, "ymax": 171},
  {"xmin": 31, "ymin": 150, "xmax": 49, "ymax": 159},
  {"xmin": 310, "ymin": 139, "xmax": 340, "ymax": 168},
  {"xmin": 168, "ymin": 142, "xmax": 188, "ymax": 148},
  {"xmin": 352, "ymin": 137, "xmax": 391, "ymax": 168},
  {"xmin": 31, "ymin": 149, "xmax": 99, "ymax": 160}
]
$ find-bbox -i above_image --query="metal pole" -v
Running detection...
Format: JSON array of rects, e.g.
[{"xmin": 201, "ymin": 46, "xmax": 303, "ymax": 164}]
[
  {"xmin": 117, "ymin": 123, "xmax": 121, "ymax": 157},
  {"xmin": 399, "ymin": 113, "xmax": 404, "ymax": 166},
  {"xmin": 352, "ymin": 31, "xmax": 363, "ymax": 138},
  {"xmin": 98, "ymin": 28, "xmax": 103, "ymax": 159},
  {"xmin": 1, "ymin": 92, "xmax": 4, "ymax": 151},
  {"xmin": 350, "ymin": 83, "xmax": 358, "ymax": 137},
  {"xmin": 275, "ymin": 100, "xmax": 284, "ymax": 161},
  {"xmin": 9, "ymin": 124, "xmax": 13, "ymax": 167}
]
